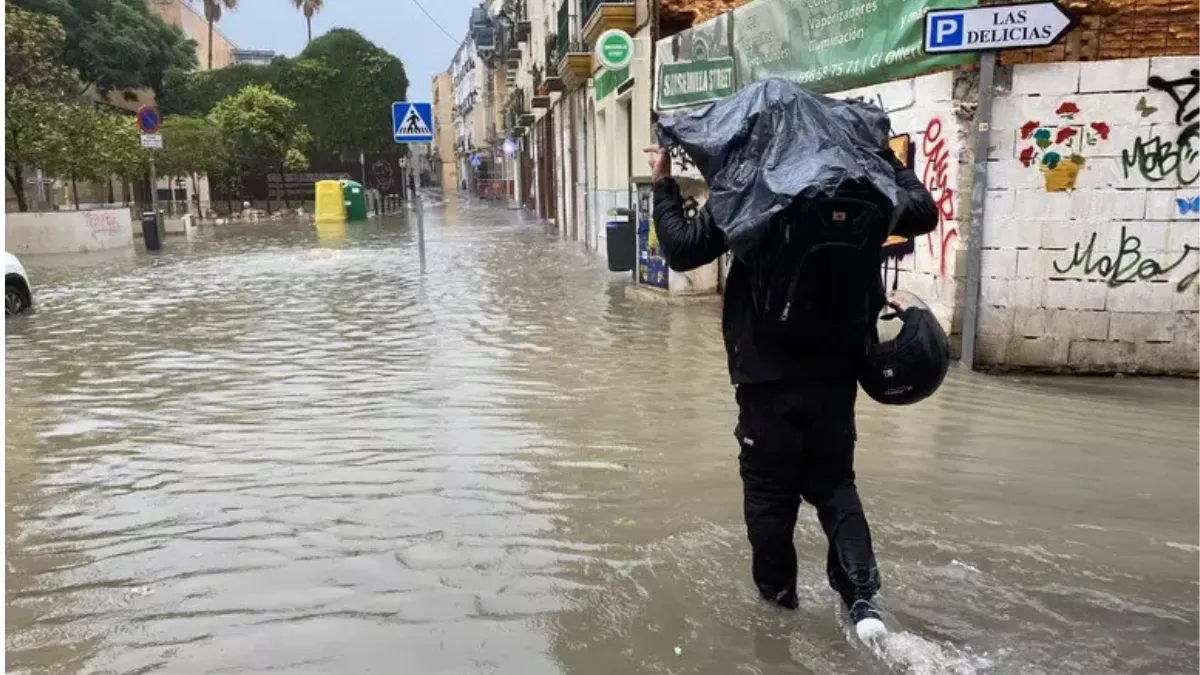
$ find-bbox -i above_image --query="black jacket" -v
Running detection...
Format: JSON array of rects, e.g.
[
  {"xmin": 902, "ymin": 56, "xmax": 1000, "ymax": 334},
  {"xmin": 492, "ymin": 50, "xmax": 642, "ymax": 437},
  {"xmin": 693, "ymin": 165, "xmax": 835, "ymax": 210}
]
[{"xmin": 652, "ymin": 151, "xmax": 939, "ymax": 385}]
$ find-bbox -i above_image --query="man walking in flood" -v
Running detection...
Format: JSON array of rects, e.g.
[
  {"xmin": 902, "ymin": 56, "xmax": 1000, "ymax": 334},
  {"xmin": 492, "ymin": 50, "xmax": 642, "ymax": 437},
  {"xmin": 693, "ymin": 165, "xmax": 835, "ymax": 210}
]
[{"xmin": 644, "ymin": 138, "xmax": 937, "ymax": 637}]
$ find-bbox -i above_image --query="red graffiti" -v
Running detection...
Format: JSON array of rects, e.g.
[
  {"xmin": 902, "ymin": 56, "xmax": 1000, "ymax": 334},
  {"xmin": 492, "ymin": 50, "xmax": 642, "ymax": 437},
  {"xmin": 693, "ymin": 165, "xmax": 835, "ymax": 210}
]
[
  {"xmin": 84, "ymin": 211, "xmax": 121, "ymax": 243},
  {"xmin": 921, "ymin": 118, "xmax": 958, "ymax": 277},
  {"xmin": 1055, "ymin": 127, "xmax": 1079, "ymax": 144},
  {"xmin": 1056, "ymin": 101, "xmax": 1080, "ymax": 117}
]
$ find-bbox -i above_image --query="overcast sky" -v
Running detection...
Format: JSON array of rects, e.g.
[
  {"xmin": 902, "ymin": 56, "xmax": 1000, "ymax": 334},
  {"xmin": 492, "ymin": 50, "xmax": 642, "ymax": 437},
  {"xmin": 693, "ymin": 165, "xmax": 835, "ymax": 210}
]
[{"xmin": 218, "ymin": 0, "xmax": 477, "ymax": 100}]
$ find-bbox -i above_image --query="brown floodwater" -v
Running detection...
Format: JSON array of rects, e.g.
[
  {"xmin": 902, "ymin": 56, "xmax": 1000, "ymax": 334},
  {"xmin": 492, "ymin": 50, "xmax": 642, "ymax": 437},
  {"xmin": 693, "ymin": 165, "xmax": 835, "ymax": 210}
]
[{"xmin": 6, "ymin": 197, "xmax": 1198, "ymax": 675}]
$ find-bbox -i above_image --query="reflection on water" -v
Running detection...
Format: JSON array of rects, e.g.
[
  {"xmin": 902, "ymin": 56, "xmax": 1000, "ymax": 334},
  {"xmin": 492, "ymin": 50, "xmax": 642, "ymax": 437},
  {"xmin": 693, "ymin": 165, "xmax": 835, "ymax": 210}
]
[{"xmin": 6, "ymin": 199, "xmax": 1198, "ymax": 675}]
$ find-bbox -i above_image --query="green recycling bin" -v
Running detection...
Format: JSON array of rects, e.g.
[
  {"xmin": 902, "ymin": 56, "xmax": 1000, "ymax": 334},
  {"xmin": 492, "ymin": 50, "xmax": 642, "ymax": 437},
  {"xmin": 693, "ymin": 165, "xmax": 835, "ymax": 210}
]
[{"xmin": 341, "ymin": 180, "xmax": 367, "ymax": 222}]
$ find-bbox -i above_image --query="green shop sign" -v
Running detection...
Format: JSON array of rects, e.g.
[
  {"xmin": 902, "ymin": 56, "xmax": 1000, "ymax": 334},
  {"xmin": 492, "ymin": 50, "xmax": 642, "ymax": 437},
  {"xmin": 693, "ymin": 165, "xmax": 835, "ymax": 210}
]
[
  {"xmin": 596, "ymin": 29, "xmax": 634, "ymax": 71},
  {"xmin": 653, "ymin": 0, "xmax": 977, "ymax": 112},
  {"xmin": 594, "ymin": 66, "xmax": 630, "ymax": 101},
  {"xmin": 731, "ymin": 0, "xmax": 976, "ymax": 94},
  {"xmin": 656, "ymin": 57, "xmax": 737, "ymax": 110}
]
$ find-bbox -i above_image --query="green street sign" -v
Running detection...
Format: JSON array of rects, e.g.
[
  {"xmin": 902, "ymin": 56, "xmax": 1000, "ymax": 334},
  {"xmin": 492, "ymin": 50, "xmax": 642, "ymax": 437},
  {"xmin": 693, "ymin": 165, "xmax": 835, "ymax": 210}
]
[
  {"xmin": 655, "ymin": 57, "xmax": 736, "ymax": 110},
  {"xmin": 596, "ymin": 29, "xmax": 634, "ymax": 71}
]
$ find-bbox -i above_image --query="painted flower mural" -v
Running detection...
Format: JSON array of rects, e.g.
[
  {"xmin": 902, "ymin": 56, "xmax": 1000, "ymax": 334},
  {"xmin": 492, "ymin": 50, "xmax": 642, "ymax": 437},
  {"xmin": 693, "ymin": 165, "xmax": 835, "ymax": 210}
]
[{"xmin": 1017, "ymin": 103, "xmax": 1110, "ymax": 191}]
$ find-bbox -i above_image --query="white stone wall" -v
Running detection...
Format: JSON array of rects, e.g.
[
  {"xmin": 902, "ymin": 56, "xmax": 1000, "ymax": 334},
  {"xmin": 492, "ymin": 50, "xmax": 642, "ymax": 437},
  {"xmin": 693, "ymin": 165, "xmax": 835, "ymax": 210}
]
[
  {"xmin": 834, "ymin": 71, "xmax": 967, "ymax": 335},
  {"xmin": 978, "ymin": 56, "xmax": 1198, "ymax": 374},
  {"xmin": 6, "ymin": 208, "xmax": 134, "ymax": 255}
]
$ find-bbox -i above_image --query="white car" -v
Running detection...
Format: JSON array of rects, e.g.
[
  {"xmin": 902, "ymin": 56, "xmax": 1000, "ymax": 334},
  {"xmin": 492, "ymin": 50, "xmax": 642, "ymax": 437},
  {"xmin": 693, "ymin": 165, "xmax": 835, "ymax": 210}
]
[{"xmin": 5, "ymin": 252, "xmax": 33, "ymax": 316}]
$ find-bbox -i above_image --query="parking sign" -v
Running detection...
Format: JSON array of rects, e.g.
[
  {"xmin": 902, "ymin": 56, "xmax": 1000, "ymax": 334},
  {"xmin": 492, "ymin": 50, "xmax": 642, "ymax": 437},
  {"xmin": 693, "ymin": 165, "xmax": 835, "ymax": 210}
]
[{"xmin": 923, "ymin": 2, "xmax": 1074, "ymax": 54}]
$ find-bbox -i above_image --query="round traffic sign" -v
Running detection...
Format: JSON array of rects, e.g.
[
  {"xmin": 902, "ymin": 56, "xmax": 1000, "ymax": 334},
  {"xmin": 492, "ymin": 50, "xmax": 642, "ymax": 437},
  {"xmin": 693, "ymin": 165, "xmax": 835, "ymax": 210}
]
[
  {"xmin": 136, "ymin": 105, "xmax": 161, "ymax": 134},
  {"xmin": 596, "ymin": 29, "xmax": 633, "ymax": 71}
]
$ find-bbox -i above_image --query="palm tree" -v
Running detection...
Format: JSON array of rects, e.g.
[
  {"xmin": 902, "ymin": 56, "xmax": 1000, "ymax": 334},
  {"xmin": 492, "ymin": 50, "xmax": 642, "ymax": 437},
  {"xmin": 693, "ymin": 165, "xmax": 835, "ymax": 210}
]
[
  {"xmin": 291, "ymin": 0, "xmax": 324, "ymax": 44},
  {"xmin": 202, "ymin": 0, "xmax": 238, "ymax": 70}
]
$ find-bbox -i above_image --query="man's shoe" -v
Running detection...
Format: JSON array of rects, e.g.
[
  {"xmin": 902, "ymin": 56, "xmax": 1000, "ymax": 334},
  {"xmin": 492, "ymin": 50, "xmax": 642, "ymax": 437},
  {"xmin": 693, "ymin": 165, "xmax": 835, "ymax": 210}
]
[
  {"xmin": 849, "ymin": 598, "xmax": 887, "ymax": 643},
  {"xmin": 759, "ymin": 584, "xmax": 798, "ymax": 610}
]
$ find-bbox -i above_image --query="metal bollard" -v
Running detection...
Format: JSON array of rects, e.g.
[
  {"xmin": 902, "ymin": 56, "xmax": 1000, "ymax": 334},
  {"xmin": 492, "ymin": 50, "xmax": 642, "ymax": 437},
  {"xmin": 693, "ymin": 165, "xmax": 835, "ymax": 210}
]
[{"xmin": 141, "ymin": 211, "xmax": 162, "ymax": 251}]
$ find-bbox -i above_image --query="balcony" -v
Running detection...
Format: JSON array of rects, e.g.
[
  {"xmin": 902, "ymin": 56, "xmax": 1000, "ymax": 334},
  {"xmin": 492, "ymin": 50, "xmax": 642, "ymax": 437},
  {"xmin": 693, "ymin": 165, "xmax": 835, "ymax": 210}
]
[
  {"xmin": 532, "ymin": 94, "xmax": 550, "ymax": 109},
  {"xmin": 541, "ymin": 37, "xmax": 565, "ymax": 92},
  {"xmin": 581, "ymin": 0, "xmax": 635, "ymax": 47},
  {"xmin": 507, "ymin": 46, "xmax": 522, "ymax": 68},
  {"xmin": 555, "ymin": 2, "xmax": 591, "ymax": 89}
]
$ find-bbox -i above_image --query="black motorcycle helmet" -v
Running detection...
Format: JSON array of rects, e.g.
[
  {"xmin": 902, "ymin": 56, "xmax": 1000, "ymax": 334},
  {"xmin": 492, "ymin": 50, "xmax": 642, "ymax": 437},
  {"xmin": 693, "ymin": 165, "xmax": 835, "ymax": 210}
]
[{"xmin": 859, "ymin": 291, "xmax": 950, "ymax": 405}]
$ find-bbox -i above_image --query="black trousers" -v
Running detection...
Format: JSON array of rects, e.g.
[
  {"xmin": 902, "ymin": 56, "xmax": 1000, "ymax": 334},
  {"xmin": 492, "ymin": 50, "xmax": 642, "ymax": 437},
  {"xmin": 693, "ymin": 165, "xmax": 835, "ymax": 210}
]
[{"xmin": 735, "ymin": 378, "xmax": 879, "ymax": 610}]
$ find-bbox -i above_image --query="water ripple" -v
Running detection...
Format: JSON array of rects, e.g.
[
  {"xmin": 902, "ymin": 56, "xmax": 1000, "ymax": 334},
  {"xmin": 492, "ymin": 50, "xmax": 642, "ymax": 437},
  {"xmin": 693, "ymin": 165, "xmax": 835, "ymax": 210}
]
[{"xmin": 6, "ymin": 200, "xmax": 1197, "ymax": 675}]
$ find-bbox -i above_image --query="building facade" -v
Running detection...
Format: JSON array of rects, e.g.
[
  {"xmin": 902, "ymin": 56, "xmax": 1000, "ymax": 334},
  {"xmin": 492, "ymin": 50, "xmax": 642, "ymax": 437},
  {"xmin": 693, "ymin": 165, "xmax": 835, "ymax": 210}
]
[
  {"xmin": 431, "ymin": 71, "xmax": 458, "ymax": 189},
  {"xmin": 437, "ymin": 0, "xmax": 1199, "ymax": 374},
  {"xmin": 148, "ymin": 0, "xmax": 238, "ymax": 72}
]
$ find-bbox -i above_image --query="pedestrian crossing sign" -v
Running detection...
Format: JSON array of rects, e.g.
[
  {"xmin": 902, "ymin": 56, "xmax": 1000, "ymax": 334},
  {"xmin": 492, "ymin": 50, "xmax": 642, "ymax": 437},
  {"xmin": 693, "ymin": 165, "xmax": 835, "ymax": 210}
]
[{"xmin": 392, "ymin": 101, "xmax": 434, "ymax": 143}]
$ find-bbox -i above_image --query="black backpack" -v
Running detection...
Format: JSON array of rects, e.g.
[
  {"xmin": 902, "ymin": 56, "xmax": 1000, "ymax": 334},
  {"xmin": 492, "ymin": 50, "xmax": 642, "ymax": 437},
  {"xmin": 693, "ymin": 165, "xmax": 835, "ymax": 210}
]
[{"xmin": 745, "ymin": 180, "xmax": 894, "ymax": 355}]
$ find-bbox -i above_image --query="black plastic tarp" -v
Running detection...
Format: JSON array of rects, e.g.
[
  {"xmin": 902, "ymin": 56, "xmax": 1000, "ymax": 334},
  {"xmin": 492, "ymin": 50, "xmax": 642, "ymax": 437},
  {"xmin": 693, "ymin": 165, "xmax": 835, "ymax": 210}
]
[{"xmin": 656, "ymin": 78, "xmax": 900, "ymax": 258}]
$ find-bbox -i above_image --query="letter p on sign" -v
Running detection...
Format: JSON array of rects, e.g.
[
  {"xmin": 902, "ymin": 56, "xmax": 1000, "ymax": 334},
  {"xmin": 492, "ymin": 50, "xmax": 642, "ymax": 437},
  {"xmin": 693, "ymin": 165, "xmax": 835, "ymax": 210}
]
[{"xmin": 930, "ymin": 14, "xmax": 964, "ymax": 49}]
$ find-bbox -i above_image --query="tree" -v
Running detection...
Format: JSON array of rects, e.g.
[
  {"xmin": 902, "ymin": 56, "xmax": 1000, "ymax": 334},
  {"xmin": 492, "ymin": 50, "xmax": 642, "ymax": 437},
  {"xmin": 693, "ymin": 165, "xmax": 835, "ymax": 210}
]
[
  {"xmin": 158, "ymin": 114, "xmax": 227, "ymax": 210},
  {"xmin": 291, "ymin": 0, "xmax": 323, "ymax": 44},
  {"xmin": 295, "ymin": 29, "xmax": 408, "ymax": 156},
  {"xmin": 208, "ymin": 85, "xmax": 310, "ymax": 209},
  {"xmin": 159, "ymin": 61, "xmax": 279, "ymax": 116},
  {"xmin": 5, "ymin": 3, "xmax": 75, "ymax": 94},
  {"xmin": 38, "ymin": 103, "xmax": 140, "ymax": 208},
  {"xmin": 100, "ymin": 111, "xmax": 149, "ymax": 204},
  {"xmin": 5, "ymin": 89, "xmax": 62, "ymax": 211},
  {"xmin": 200, "ymin": 0, "xmax": 237, "ymax": 71},
  {"xmin": 157, "ymin": 30, "xmax": 407, "ymax": 160},
  {"xmin": 10, "ymin": 0, "xmax": 197, "ymax": 98},
  {"xmin": 4, "ymin": 4, "xmax": 76, "ymax": 211}
]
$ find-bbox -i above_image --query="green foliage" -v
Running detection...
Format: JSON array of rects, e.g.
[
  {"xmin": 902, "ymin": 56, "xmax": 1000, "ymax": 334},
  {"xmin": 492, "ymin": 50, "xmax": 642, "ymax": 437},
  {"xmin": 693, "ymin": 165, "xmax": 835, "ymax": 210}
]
[
  {"xmin": 98, "ymin": 111, "xmax": 148, "ymax": 182},
  {"xmin": 296, "ymin": 29, "xmax": 409, "ymax": 156},
  {"xmin": 161, "ymin": 29, "xmax": 407, "ymax": 158},
  {"xmin": 158, "ymin": 115, "xmax": 226, "ymax": 180},
  {"xmin": 4, "ymin": 87, "xmax": 146, "ymax": 209},
  {"xmin": 5, "ymin": 88, "xmax": 59, "ymax": 209},
  {"xmin": 208, "ymin": 85, "xmax": 310, "ymax": 175},
  {"xmin": 160, "ymin": 61, "xmax": 286, "ymax": 116},
  {"xmin": 10, "ymin": 0, "xmax": 197, "ymax": 96},
  {"xmin": 40, "ymin": 104, "xmax": 146, "ymax": 184},
  {"xmin": 284, "ymin": 147, "xmax": 309, "ymax": 173},
  {"xmin": 5, "ymin": 3, "xmax": 76, "ymax": 94}
]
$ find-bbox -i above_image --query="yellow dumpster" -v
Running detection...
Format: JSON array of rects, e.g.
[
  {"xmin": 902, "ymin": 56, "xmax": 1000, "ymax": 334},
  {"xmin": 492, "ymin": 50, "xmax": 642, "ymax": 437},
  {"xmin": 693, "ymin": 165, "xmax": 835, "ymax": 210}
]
[{"xmin": 314, "ymin": 180, "xmax": 346, "ymax": 224}]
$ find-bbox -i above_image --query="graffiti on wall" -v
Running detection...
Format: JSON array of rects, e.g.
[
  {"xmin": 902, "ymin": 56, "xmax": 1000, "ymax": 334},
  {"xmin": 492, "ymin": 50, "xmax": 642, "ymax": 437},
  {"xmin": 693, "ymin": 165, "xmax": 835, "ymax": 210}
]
[
  {"xmin": 1179, "ymin": 195, "xmax": 1200, "ymax": 215},
  {"xmin": 1053, "ymin": 226, "xmax": 1199, "ymax": 293},
  {"xmin": 1017, "ymin": 102, "xmax": 1110, "ymax": 192},
  {"xmin": 84, "ymin": 211, "xmax": 121, "ymax": 244},
  {"xmin": 921, "ymin": 118, "xmax": 957, "ymax": 277},
  {"xmin": 1121, "ymin": 69, "xmax": 1198, "ymax": 186}
]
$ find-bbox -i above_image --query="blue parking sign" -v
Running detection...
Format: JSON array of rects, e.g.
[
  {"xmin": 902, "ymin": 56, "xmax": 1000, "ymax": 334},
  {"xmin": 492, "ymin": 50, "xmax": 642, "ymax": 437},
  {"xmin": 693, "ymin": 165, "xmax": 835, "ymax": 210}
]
[{"xmin": 928, "ymin": 13, "xmax": 965, "ymax": 50}]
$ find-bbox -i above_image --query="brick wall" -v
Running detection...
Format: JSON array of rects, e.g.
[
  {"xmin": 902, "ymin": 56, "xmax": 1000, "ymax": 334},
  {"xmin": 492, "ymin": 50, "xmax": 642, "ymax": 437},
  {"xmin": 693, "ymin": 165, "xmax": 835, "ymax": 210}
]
[
  {"xmin": 978, "ymin": 56, "xmax": 1199, "ymax": 374},
  {"xmin": 999, "ymin": 0, "xmax": 1199, "ymax": 66}
]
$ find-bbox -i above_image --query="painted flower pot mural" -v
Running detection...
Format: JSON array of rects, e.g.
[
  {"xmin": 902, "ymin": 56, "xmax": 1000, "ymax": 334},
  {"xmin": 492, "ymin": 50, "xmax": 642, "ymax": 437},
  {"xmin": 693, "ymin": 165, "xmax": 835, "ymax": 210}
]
[{"xmin": 1018, "ymin": 103, "xmax": 1110, "ymax": 192}]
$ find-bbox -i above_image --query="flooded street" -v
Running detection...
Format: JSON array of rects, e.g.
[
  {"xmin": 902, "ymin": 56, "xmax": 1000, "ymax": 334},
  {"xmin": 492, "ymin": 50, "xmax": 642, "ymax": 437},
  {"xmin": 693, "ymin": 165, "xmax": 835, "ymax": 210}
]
[{"xmin": 6, "ymin": 198, "xmax": 1198, "ymax": 675}]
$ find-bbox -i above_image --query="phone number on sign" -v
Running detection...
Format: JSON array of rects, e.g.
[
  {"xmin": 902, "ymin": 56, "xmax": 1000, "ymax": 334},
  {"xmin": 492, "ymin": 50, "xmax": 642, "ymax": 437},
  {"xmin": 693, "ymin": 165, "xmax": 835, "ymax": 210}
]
[{"xmin": 789, "ymin": 45, "xmax": 921, "ymax": 86}]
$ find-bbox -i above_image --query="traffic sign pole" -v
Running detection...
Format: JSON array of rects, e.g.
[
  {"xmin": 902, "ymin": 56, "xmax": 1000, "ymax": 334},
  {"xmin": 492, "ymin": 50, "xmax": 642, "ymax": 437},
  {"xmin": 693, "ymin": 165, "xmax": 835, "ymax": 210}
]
[
  {"xmin": 137, "ymin": 105, "xmax": 164, "ymax": 232},
  {"xmin": 960, "ymin": 50, "xmax": 996, "ymax": 371},
  {"xmin": 392, "ymin": 101, "xmax": 435, "ymax": 273},
  {"xmin": 149, "ymin": 156, "xmax": 160, "ymax": 229},
  {"xmin": 414, "ymin": 149, "xmax": 426, "ymax": 272},
  {"xmin": 920, "ymin": 3, "xmax": 1074, "ymax": 369}
]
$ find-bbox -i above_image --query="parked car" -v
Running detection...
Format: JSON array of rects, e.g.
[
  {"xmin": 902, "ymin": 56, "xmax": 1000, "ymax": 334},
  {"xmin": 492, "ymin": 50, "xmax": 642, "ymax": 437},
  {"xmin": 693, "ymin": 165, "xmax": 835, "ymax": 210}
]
[{"xmin": 5, "ymin": 252, "xmax": 33, "ymax": 316}]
